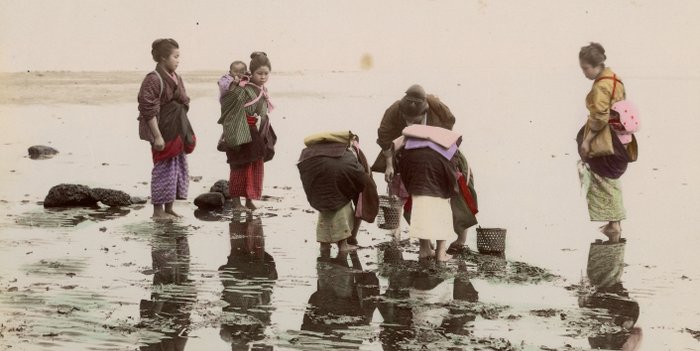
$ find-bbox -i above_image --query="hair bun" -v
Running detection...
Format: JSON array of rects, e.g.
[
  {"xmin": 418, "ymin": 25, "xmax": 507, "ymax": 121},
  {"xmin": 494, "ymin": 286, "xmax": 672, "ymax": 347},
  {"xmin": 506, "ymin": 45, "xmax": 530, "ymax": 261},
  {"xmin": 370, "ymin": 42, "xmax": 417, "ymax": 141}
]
[{"xmin": 250, "ymin": 51, "xmax": 267, "ymax": 59}]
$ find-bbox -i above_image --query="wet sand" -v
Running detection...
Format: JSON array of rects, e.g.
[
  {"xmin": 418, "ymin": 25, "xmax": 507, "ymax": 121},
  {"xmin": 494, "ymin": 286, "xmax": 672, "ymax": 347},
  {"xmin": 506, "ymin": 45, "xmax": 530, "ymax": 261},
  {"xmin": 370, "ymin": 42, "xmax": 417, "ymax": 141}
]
[{"xmin": 1, "ymin": 71, "xmax": 699, "ymax": 350}]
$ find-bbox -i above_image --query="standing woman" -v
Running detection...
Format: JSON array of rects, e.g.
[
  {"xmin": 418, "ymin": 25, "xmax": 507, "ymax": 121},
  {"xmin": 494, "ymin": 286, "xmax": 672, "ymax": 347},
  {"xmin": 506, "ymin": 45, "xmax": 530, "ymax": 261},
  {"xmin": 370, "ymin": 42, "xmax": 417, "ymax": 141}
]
[
  {"xmin": 577, "ymin": 42, "xmax": 635, "ymax": 242},
  {"xmin": 137, "ymin": 38, "xmax": 196, "ymax": 219},
  {"xmin": 219, "ymin": 52, "xmax": 276, "ymax": 211}
]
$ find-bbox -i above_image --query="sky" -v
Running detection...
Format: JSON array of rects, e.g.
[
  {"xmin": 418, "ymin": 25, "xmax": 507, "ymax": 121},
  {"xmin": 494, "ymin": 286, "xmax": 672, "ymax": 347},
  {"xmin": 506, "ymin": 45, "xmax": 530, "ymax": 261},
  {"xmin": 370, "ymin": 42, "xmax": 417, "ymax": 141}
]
[{"xmin": 1, "ymin": 0, "xmax": 699, "ymax": 75}]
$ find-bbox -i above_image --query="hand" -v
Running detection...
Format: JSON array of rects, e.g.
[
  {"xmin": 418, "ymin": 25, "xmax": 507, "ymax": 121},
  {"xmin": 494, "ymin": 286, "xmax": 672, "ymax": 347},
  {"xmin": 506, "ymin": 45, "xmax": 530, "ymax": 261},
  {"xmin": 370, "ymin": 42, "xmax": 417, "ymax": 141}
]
[
  {"xmin": 384, "ymin": 165, "xmax": 395, "ymax": 183},
  {"xmin": 153, "ymin": 136, "xmax": 165, "ymax": 151},
  {"xmin": 579, "ymin": 140, "xmax": 591, "ymax": 159}
]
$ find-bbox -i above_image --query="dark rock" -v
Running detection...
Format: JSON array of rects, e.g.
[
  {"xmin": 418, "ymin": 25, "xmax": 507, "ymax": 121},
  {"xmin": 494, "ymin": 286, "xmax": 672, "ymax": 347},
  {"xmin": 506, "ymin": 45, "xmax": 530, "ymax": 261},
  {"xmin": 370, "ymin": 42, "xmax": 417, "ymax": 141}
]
[
  {"xmin": 210, "ymin": 180, "xmax": 230, "ymax": 199},
  {"xmin": 194, "ymin": 192, "xmax": 225, "ymax": 209},
  {"xmin": 28, "ymin": 145, "xmax": 59, "ymax": 159},
  {"xmin": 90, "ymin": 188, "xmax": 131, "ymax": 207},
  {"xmin": 43, "ymin": 184, "xmax": 98, "ymax": 208},
  {"xmin": 130, "ymin": 196, "xmax": 148, "ymax": 205}
]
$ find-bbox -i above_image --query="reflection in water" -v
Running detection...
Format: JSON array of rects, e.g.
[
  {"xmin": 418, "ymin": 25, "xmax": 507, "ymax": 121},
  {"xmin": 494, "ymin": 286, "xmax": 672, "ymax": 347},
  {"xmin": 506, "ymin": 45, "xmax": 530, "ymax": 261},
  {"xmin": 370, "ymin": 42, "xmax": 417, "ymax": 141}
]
[
  {"xmin": 377, "ymin": 245, "xmax": 478, "ymax": 350},
  {"xmin": 139, "ymin": 222, "xmax": 195, "ymax": 351},
  {"xmin": 13, "ymin": 206, "xmax": 131, "ymax": 228},
  {"xmin": 219, "ymin": 215, "xmax": 277, "ymax": 350},
  {"xmin": 580, "ymin": 239, "xmax": 642, "ymax": 350},
  {"xmin": 299, "ymin": 252, "xmax": 379, "ymax": 348}
]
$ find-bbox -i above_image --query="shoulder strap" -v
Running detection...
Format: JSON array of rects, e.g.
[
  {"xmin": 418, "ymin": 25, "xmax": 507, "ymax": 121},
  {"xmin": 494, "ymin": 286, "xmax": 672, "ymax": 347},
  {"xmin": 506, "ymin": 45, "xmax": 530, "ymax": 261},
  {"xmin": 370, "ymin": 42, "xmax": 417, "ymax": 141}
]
[
  {"xmin": 152, "ymin": 70, "xmax": 164, "ymax": 98},
  {"xmin": 243, "ymin": 82, "xmax": 264, "ymax": 108},
  {"xmin": 595, "ymin": 74, "xmax": 622, "ymax": 108}
]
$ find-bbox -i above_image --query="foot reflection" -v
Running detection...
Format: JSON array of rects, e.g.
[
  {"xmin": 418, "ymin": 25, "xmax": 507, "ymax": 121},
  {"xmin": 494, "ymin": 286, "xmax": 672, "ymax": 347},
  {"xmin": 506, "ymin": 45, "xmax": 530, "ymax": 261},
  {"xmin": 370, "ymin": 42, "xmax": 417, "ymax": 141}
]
[
  {"xmin": 139, "ymin": 223, "xmax": 195, "ymax": 350},
  {"xmin": 580, "ymin": 238, "xmax": 642, "ymax": 350},
  {"xmin": 218, "ymin": 214, "xmax": 277, "ymax": 350}
]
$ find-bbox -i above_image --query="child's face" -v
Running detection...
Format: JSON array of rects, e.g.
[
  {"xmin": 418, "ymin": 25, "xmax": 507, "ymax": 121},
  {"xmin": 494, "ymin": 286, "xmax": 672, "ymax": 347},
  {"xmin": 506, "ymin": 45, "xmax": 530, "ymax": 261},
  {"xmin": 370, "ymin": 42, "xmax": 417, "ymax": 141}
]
[
  {"xmin": 162, "ymin": 49, "xmax": 180, "ymax": 72},
  {"xmin": 230, "ymin": 64, "xmax": 246, "ymax": 77}
]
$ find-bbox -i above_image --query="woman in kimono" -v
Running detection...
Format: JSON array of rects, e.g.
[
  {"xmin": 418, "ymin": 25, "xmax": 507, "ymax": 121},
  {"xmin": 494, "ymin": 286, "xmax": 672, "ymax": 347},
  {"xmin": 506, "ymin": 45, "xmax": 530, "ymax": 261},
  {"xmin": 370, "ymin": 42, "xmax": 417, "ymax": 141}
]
[
  {"xmin": 577, "ymin": 42, "xmax": 637, "ymax": 243},
  {"xmin": 219, "ymin": 52, "xmax": 276, "ymax": 211},
  {"xmin": 137, "ymin": 38, "xmax": 196, "ymax": 219}
]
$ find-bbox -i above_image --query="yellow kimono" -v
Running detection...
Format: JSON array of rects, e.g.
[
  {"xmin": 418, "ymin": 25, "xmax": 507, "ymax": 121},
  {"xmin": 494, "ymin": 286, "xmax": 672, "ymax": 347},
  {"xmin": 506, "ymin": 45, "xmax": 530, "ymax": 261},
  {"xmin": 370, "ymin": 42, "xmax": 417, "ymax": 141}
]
[{"xmin": 586, "ymin": 67, "xmax": 626, "ymax": 131}]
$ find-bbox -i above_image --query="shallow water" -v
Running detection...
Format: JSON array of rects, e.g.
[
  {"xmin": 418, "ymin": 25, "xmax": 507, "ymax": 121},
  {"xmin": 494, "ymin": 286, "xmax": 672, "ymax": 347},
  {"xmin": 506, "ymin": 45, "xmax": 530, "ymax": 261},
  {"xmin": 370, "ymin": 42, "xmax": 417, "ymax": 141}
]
[{"xmin": 1, "ymin": 71, "xmax": 699, "ymax": 350}]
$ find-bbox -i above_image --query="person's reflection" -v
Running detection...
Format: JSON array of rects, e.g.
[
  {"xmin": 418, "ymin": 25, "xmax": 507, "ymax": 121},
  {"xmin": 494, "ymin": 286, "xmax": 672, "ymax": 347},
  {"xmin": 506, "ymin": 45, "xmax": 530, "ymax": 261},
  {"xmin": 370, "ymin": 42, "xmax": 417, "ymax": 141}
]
[
  {"xmin": 299, "ymin": 251, "xmax": 379, "ymax": 348},
  {"xmin": 219, "ymin": 214, "xmax": 277, "ymax": 350},
  {"xmin": 580, "ymin": 239, "xmax": 642, "ymax": 350},
  {"xmin": 377, "ymin": 246, "xmax": 480, "ymax": 349},
  {"xmin": 139, "ymin": 223, "xmax": 194, "ymax": 351},
  {"xmin": 376, "ymin": 245, "xmax": 415, "ymax": 349},
  {"xmin": 440, "ymin": 262, "xmax": 479, "ymax": 335}
]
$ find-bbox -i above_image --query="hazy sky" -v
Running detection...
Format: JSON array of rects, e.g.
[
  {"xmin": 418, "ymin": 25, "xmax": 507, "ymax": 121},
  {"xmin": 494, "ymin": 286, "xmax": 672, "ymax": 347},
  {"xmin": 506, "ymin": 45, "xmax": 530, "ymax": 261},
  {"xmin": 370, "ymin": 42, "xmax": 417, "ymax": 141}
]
[{"xmin": 1, "ymin": 0, "xmax": 699, "ymax": 75}]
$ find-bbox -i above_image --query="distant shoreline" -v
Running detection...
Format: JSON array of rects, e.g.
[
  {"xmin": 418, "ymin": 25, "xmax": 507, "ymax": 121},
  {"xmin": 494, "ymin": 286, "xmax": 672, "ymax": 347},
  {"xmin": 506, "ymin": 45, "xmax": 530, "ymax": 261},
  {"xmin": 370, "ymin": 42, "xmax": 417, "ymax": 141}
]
[{"xmin": 0, "ymin": 70, "xmax": 342, "ymax": 106}]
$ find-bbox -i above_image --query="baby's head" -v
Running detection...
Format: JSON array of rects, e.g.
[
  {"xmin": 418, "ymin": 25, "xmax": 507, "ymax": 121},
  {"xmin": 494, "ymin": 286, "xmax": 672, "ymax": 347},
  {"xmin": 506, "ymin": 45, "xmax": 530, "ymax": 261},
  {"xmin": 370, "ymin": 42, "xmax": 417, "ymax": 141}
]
[{"xmin": 229, "ymin": 61, "xmax": 247, "ymax": 78}]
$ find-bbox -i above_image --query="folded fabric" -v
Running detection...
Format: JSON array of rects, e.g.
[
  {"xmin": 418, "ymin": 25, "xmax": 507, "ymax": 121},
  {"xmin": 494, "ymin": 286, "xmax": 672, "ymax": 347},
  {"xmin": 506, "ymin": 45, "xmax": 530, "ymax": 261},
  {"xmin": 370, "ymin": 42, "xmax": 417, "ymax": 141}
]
[
  {"xmin": 304, "ymin": 130, "xmax": 354, "ymax": 146},
  {"xmin": 298, "ymin": 143, "xmax": 348, "ymax": 164},
  {"xmin": 402, "ymin": 124, "xmax": 461, "ymax": 149},
  {"xmin": 404, "ymin": 138, "xmax": 458, "ymax": 160}
]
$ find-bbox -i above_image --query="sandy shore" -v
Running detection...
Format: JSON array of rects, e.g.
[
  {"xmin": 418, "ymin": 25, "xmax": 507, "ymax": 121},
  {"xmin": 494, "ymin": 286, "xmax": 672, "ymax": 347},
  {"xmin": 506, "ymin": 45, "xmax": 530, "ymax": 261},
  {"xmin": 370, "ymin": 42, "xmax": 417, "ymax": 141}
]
[{"xmin": 1, "ymin": 71, "xmax": 699, "ymax": 350}]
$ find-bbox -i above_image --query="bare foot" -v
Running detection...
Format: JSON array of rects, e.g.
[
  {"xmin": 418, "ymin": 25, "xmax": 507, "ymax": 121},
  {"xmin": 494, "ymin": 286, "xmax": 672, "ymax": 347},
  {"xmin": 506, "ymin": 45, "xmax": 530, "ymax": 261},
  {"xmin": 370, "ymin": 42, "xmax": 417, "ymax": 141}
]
[
  {"xmin": 418, "ymin": 249, "xmax": 436, "ymax": 259},
  {"xmin": 245, "ymin": 199, "xmax": 257, "ymax": 211},
  {"xmin": 152, "ymin": 211, "xmax": 173, "ymax": 220},
  {"xmin": 152, "ymin": 205, "xmax": 175, "ymax": 220},
  {"xmin": 436, "ymin": 252, "xmax": 453, "ymax": 262},
  {"xmin": 338, "ymin": 240, "xmax": 358, "ymax": 252},
  {"xmin": 165, "ymin": 209, "xmax": 182, "ymax": 218}
]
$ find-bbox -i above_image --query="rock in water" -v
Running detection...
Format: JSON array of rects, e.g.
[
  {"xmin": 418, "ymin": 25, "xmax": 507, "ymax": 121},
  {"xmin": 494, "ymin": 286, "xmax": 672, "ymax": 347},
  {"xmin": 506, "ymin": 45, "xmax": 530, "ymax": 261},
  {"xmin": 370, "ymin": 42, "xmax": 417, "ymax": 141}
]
[
  {"xmin": 210, "ymin": 180, "xmax": 230, "ymax": 199},
  {"xmin": 44, "ymin": 184, "xmax": 97, "ymax": 208},
  {"xmin": 28, "ymin": 145, "xmax": 59, "ymax": 159},
  {"xmin": 90, "ymin": 188, "xmax": 132, "ymax": 207},
  {"xmin": 194, "ymin": 192, "xmax": 225, "ymax": 209}
]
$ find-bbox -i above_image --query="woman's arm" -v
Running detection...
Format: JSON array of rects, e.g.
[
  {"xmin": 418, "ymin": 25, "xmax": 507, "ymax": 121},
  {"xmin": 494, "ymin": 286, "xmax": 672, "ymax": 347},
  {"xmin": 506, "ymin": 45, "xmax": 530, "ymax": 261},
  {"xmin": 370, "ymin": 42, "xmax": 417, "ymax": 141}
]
[
  {"xmin": 147, "ymin": 117, "xmax": 165, "ymax": 151},
  {"xmin": 587, "ymin": 82, "xmax": 613, "ymax": 131},
  {"xmin": 137, "ymin": 73, "xmax": 164, "ymax": 149}
]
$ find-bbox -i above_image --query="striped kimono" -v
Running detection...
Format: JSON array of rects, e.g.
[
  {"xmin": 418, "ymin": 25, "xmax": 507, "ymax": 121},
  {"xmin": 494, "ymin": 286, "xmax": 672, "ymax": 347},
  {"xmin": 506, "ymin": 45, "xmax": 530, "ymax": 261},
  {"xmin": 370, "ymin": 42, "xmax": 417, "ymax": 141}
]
[{"xmin": 218, "ymin": 81, "xmax": 273, "ymax": 200}]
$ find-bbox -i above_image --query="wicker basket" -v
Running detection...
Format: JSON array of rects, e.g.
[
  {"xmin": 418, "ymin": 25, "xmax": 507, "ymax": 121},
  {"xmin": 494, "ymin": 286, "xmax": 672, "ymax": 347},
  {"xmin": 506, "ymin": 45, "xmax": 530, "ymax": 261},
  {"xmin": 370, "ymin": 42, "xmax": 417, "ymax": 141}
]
[
  {"xmin": 377, "ymin": 194, "xmax": 402, "ymax": 230},
  {"xmin": 476, "ymin": 227, "xmax": 507, "ymax": 254}
]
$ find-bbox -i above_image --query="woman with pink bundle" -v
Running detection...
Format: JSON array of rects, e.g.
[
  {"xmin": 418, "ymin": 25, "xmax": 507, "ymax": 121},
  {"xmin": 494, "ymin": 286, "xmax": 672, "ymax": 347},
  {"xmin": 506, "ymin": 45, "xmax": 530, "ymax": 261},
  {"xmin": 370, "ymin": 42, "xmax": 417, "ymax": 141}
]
[{"xmin": 576, "ymin": 42, "xmax": 639, "ymax": 243}]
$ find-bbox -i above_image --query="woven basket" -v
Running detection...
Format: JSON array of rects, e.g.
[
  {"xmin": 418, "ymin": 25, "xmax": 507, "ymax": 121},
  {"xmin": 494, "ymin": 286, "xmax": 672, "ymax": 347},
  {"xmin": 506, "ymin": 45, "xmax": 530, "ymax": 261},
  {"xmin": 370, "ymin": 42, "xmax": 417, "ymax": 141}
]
[
  {"xmin": 476, "ymin": 227, "xmax": 507, "ymax": 254},
  {"xmin": 377, "ymin": 194, "xmax": 401, "ymax": 229}
]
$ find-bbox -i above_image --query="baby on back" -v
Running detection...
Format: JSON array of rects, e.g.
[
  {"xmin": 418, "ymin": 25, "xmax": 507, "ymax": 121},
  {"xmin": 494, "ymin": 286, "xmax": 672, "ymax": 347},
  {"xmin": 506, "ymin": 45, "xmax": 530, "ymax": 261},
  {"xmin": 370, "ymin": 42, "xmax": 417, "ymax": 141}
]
[{"xmin": 218, "ymin": 60, "xmax": 249, "ymax": 103}]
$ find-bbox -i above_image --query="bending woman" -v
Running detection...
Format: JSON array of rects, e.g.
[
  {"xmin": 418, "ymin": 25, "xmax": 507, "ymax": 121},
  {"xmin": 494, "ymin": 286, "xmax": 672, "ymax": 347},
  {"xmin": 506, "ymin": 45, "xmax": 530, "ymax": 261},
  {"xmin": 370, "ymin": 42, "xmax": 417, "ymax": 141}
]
[
  {"xmin": 137, "ymin": 38, "xmax": 196, "ymax": 219},
  {"xmin": 219, "ymin": 52, "xmax": 276, "ymax": 211}
]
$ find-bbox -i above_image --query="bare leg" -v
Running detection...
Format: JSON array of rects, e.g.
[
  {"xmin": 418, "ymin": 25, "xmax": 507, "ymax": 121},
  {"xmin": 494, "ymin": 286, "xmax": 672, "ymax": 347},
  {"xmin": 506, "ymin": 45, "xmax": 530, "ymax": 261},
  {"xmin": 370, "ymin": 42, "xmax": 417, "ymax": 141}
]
[
  {"xmin": 347, "ymin": 217, "xmax": 361, "ymax": 245},
  {"xmin": 601, "ymin": 221, "xmax": 622, "ymax": 242},
  {"xmin": 436, "ymin": 240, "xmax": 453, "ymax": 262},
  {"xmin": 152, "ymin": 204, "xmax": 170, "ymax": 219},
  {"xmin": 451, "ymin": 228, "xmax": 468, "ymax": 247},
  {"xmin": 320, "ymin": 243, "xmax": 331, "ymax": 259},
  {"xmin": 164, "ymin": 202, "xmax": 181, "ymax": 217},
  {"xmin": 338, "ymin": 239, "xmax": 358, "ymax": 252},
  {"xmin": 245, "ymin": 198, "xmax": 257, "ymax": 211},
  {"xmin": 232, "ymin": 197, "xmax": 246, "ymax": 211},
  {"xmin": 418, "ymin": 239, "xmax": 436, "ymax": 259}
]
